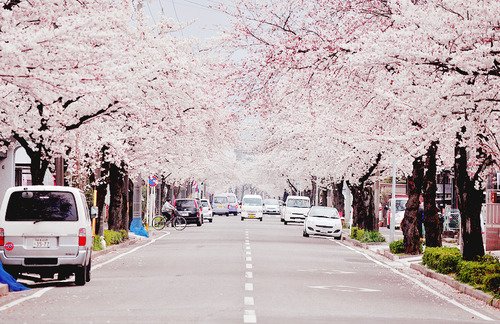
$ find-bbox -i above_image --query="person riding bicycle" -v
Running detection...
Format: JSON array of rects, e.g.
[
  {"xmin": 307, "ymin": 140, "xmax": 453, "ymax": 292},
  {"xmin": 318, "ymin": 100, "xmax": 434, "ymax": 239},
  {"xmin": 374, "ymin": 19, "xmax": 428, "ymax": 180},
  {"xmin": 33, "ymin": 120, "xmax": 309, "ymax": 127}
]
[{"xmin": 161, "ymin": 200, "xmax": 181, "ymax": 222}]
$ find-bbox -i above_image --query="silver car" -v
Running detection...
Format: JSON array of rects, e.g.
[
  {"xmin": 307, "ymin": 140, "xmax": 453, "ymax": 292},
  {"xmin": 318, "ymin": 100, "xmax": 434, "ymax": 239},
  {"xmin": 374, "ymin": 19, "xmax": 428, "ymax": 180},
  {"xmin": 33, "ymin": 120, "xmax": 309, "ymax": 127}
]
[{"xmin": 0, "ymin": 186, "xmax": 94, "ymax": 286}]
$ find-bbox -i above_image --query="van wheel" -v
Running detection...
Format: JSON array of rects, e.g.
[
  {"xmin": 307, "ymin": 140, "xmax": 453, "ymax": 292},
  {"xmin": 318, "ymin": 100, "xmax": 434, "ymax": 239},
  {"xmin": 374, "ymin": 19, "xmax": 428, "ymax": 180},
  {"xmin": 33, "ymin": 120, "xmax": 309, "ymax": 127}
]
[
  {"xmin": 303, "ymin": 230, "xmax": 309, "ymax": 237},
  {"xmin": 86, "ymin": 259, "xmax": 91, "ymax": 282},
  {"xmin": 209, "ymin": 219, "xmax": 213, "ymax": 223},
  {"xmin": 75, "ymin": 264, "xmax": 87, "ymax": 286},
  {"xmin": 241, "ymin": 217, "xmax": 244, "ymax": 221},
  {"xmin": 260, "ymin": 218, "xmax": 263, "ymax": 222},
  {"xmin": 284, "ymin": 221, "xmax": 288, "ymax": 225}
]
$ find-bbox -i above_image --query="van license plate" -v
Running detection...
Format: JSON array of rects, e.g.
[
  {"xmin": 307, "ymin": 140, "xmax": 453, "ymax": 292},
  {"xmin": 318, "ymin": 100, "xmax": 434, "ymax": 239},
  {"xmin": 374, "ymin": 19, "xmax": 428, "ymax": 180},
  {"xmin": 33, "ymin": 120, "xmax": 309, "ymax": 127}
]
[
  {"xmin": 33, "ymin": 238, "xmax": 50, "ymax": 248},
  {"xmin": 249, "ymin": 214, "xmax": 255, "ymax": 218}
]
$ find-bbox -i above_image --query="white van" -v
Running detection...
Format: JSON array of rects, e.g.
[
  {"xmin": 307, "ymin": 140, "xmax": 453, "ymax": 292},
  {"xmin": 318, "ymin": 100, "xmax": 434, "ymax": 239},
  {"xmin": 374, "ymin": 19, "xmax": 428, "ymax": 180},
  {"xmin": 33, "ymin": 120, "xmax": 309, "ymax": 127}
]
[
  {"xmin": 240, "ymin": 195, "xmax": 263, "ymax": 221},
  {"xmin": 283, "ymin": 196, "xmax": 311, "ymax": 225},
  {"xmin": 0, "ymin": 186, "xmax": 94, "ymax": 286}
]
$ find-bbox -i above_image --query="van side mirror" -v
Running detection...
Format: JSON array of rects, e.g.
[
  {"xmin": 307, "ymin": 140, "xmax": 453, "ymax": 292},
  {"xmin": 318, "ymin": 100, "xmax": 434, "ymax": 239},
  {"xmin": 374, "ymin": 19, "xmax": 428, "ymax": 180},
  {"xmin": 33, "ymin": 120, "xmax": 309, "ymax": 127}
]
[{"xmin": 90, "ymin": 206, "xmax": 98, "ymax": 219}]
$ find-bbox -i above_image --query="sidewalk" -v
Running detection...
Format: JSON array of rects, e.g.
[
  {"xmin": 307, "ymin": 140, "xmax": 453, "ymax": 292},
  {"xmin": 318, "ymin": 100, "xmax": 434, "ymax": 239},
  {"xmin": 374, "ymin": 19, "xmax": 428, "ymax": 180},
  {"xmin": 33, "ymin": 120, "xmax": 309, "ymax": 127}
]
[{"xmin": 342, "ymin": 228, "xmax": 500, "ymax": 309}]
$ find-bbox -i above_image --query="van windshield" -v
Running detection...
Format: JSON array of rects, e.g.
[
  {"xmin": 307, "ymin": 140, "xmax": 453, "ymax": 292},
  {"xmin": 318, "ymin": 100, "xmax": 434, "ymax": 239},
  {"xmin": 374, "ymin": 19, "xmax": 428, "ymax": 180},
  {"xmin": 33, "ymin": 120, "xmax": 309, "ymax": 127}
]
[
  {"xmin": 287, "ymin": 198, "xmax": 310, "ymax": 208},
  {"xmin": 213, "ymin": 196, "xmax": 228, "ymax": 204},
  {"xmin": 6, "ymin": 191, "xmax": 78, "ymax": 222},
  {"xmin": 243, "ymin": 197, "xmax": 262, "ymax": 206}
]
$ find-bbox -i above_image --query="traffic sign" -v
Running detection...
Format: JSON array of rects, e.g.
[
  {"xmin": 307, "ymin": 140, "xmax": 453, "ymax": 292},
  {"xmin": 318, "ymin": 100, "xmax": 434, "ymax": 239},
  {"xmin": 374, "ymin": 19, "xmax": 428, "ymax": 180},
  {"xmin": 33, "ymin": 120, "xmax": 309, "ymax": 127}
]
[{"xmin": 148, "ymin": 175, "xmax": 159, "ymax": 187}]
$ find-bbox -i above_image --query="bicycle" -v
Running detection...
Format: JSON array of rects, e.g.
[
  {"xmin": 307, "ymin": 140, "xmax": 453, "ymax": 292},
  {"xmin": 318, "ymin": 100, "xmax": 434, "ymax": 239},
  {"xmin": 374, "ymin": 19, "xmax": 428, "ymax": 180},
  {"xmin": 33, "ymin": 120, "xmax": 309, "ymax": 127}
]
[{"xmin": 152, "ymin": 211, "xmax": 187, "ymax": 231}]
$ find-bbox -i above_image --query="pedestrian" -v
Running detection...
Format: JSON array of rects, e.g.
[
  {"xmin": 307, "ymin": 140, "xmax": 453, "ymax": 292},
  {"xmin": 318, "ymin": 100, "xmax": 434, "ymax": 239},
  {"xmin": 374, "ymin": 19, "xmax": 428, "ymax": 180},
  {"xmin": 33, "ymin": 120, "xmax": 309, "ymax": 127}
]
[{"xmin": 417, "ymin": 203, "xmax": 424, "ymax": 238}]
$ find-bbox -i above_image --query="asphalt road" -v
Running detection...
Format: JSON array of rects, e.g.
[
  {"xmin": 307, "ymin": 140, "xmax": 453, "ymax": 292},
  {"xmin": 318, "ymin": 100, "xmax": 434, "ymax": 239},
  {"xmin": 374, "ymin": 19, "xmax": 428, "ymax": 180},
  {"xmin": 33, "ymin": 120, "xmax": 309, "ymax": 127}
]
[{"xmin": 0, "ymin": 216, "xmax": 498, "ymax": 323}]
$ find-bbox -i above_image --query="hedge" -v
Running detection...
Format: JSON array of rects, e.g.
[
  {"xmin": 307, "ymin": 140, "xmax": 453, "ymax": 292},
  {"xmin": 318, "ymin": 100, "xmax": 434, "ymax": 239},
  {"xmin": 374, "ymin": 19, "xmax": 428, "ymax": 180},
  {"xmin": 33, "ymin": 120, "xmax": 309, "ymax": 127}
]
[
  {"xmin": 422, "ymin": 247, "xmax": 461, "ymax": 274},
  {"xmin": 350, "ymin": 227, "xmax": 386, "ymax": 243},
  {"xmin": 103, "ymin": 229, "xmax": 127, "ymax": 247},
  {"xmin": 389, "ymin": 239, "xmax": 405, "ymax": 254},
  {"xmin": 423, "ymin": 247, "xmax": 500, "ymax": 296}
]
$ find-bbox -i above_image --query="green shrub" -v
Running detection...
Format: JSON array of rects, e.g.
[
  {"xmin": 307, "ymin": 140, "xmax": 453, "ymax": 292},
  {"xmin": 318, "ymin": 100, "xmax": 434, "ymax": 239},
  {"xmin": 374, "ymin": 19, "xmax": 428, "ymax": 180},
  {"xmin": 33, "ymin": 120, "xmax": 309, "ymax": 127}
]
[
  {"xmin": 457, "ymin": 261, "xmax": 488, "ymax": 286},
  {"xmin": 92, "ymin": 236, "xmax": 103, "ymax": 251},
  {"xmin": 119, "ymin": 229, "xmax": 129, "ymax": 240},
  {"xmin": 423, "ymin": 247, "xmax": 461, "ymax": 274},
  {"xmin": 360, "ymin": 231, "xmax": 386, "ymax": 243},
  {"xmin": 350, "ymin": 227, "xmax": 359, "ymax": 239},
  {"xmin": 104, "ymin": 229, "xmax": 124, "ymax": 246},
  {"xmin": 390, "ymin": 239, "xmax": 405, "ymax": 254},
  {"xmin": 456, "ymin": 256, "xmax": 500, "ymax": 288},
  {"xmin": 483, "ymin": 273, "xmax": 500, "ymax": 295}
]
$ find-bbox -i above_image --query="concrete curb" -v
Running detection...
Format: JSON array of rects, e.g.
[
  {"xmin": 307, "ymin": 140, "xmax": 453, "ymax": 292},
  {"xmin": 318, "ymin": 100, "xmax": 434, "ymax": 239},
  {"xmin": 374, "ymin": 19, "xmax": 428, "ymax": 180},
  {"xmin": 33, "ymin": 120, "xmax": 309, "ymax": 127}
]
[
  {"xmin": 410, "ymin": 263, "xmax": 500, "ymax": 309},
  {"xmin": 91, "ymin": 236, "xmax": 142, "ymax": 259},
  {"xmin": 0, "ymin": 283, "xmax": 8, "ymax": 297}
]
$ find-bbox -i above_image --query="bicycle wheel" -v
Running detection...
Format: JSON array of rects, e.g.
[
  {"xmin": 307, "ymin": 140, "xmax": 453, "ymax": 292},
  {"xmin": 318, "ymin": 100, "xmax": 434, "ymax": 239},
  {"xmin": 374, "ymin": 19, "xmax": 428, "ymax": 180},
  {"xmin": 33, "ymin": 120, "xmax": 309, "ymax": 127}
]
[
  {"xmin": 173, "ymin": 216, "xmax": 187, "ymax": 231},
  {"xmin": 152, "ymin": 216, "xmax": 167, "ymax": 230}
]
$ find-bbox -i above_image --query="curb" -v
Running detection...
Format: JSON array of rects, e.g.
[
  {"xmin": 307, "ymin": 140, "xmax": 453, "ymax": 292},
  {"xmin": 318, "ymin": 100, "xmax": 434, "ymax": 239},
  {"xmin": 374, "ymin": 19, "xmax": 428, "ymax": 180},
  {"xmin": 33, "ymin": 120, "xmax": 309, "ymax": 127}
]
[
  {"xmin": 92, "ymin": 236, "xmax": 142, "ymax": 259},
  {"xmin": 0, "ymin": 284, "xmax": 8, "ymax": 297},
  {"xmin": 410, "ymin": 263, "xmax": 500, "ymax": 309}
]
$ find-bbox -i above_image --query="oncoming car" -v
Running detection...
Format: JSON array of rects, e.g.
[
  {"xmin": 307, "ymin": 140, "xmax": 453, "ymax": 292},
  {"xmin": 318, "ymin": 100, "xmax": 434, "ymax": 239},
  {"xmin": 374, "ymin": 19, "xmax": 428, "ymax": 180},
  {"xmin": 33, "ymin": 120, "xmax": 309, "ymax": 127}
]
[
  {"xmin": 282, "ymin": 196, "xmax": 311, "ymax": 225},
  {"xmin": 303, "ymin": 206, "xmax": 342, "ymax": 239},
  {"xmin": 240, "ymin": 195, "xmax": 263, "ymax": 221}
]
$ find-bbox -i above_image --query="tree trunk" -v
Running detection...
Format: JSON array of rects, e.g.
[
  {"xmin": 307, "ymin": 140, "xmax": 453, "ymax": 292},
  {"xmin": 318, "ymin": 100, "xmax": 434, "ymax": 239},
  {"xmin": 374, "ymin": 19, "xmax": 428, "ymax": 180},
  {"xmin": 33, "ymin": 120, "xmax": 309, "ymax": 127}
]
[
  {"xmin": 319, "ymin": 189, "xmax": 328, "ymax": 206},
  {"xmin": 121, "ymin": 172, "xmax": 129, "ymax": 228},
  {"xmin": 30, "ymin": 152, "xmax": 49, "ymax": 185},
  {"xmin": 108, "ymin": 163, "xmax": 125, "ymax": 231},
  {"xmin": 401, "ymin": 157, "xmax": 424, "ymax": 254},
  {"xmin": 287, "ymin": 179, "xmax": 298, "ymax": 195},
  {"xmin": 349, "ymin": 182, "xmax": 376, "ymax": 230},
  {"xmin": 331, "ymin": 181, "xmax": 345, "ymax": 217},
  {"xmin": 423, "ymin": 142, "xmax": 442, "ymax": 247},
  {"xmin": 454, "ymin": 144, "xmax": 485, "ymax": 260}
]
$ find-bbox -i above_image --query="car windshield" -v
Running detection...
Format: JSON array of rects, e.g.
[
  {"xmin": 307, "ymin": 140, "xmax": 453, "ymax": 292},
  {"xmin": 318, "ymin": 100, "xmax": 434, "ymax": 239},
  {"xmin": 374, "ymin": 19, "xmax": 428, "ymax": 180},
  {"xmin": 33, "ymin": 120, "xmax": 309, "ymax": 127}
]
[
  {"xmin": 201, "ymin": 201, "xmax": 209, "ymax": 207},
  {"xmin": 213, "ymin": 196, "xmax": 228, "ymax": 204},
  {"xmin": 243, "ymin": 197, "xmax": 262, "ymax": 206},
  {"xmin": 176, "ymin": 200, "xmax": 195, "ymax": 208},
  {"xmin": 308, "ymin": 207, "xmax": 339, "ymax": 219},
  {"xmin": 395, "ymin": 200, "xmax": 407, "ymax": 212},
  {"xmin": 264, "ymin": 199, "xmax": 279, "ymax": 205},
  {"xmin": 6, "ymin": 191, "xmax": 78, "ymax": 222},
  {"xmin": 287, "ymin": 198, "xmax": 310, "ymax": 208}
]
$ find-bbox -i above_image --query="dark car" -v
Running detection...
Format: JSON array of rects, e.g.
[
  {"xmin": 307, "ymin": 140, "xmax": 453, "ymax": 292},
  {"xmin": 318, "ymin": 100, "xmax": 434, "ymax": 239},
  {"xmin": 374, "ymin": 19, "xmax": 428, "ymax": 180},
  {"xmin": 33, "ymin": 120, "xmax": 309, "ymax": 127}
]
[{"xmin": 174, "ymin": 199, "xmax": 203, "ymax": 226}]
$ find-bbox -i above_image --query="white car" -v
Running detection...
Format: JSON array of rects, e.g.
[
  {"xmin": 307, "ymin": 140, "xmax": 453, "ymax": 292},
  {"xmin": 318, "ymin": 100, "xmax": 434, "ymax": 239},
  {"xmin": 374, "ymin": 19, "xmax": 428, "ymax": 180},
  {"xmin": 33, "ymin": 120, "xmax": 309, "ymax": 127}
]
[
  {"xmin": 263, "ymin": 199, "xmax": 280, "ymax": 215},
  {"xmin": 386, "ymin": 197, "xmax": 408, "ymax": 229},
  {"xmin": 200, "ymin": 199, "xmax": 213, "ymax": 223},
  {"xmin": 240, "ymin": 195, "xmax": 263, "ymax": 221},
  {"xmin": 303, "ymin": 206, "xmax": 343, "ymax": 239},
  {"xmin": 283, "ymin": 196, "xmax": 311, "ymax": 225},
  {"xmin": 0, "ymin": 186, "xmax": 94, "ymax": 285}
]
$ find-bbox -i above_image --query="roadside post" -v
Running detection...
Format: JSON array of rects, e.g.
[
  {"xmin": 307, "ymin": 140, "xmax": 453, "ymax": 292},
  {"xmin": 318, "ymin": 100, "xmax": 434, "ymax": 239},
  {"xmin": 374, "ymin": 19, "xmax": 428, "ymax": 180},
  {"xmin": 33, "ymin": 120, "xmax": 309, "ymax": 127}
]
[{"xmin": 390, "ymin": 161, "xmax": 396, "ymax": 242}]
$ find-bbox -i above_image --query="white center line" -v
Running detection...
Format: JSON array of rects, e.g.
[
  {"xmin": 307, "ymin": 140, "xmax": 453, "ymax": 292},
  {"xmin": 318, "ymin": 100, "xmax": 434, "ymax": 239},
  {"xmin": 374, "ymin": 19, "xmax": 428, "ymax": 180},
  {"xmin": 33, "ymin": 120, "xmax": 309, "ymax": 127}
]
[
  {"xmin": 245, "ymin": 283, "xmax": 254, "ymax": 291},
  {"xmin": 245, "ymin": 271, "xmax": 253, "ymax": 279},
  {"xmin": 246, "ymin": 263, "xmax": 253, "ymax": 269},
  {"xmin": 244, "ymin": 310, "xmax": 257, "ymax": 323},
  {"xmin": 246, "ymin": 251, "xmax": 252, "ymax": 255},
  {"xmin": 246, "ymin": 246, "xmax": 251, "ymax": 250},
  {"xmin": 244, "ymin": 297, "xmax": 255, "ymax": 306},
  {"xmin": 246, "ymin": 256, "xmax": 252, "ymax": 262}
]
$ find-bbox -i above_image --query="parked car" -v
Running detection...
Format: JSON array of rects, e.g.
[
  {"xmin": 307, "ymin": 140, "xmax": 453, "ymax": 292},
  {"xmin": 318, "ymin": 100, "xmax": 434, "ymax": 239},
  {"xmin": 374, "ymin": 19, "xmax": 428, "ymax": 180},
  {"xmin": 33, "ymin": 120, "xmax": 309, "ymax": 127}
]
[
  {"xmin": 282, "ymin": 196, "xmax": 311, "ymax": 225},
  {"xmin": 212, "ymin": 194, "xmax": 229, "ymax": 216},
  {"xmin": 386, "ymin": 197, "xmax": 408, "ymax": 229},
  {"xmin": 0, "ymin": 186, "xmax": 94, "ymax": 286},
  {"xmin": 263, "ymin": 199, "xmax": 280, "ymax": 215},
  {"xmin": 303, "ymin": 206, "xmax": 342, "ymax": 239},
  {"xmin": 200, "ymin": 199, "xmax": 213, "ymax": 223},
  {"xmin": 174, "ymin": 199, "xmax": 203, "ymax": 226},
  {"xmin": 241, "ymin": 195, "xmax": 263, "ymax": 221}
]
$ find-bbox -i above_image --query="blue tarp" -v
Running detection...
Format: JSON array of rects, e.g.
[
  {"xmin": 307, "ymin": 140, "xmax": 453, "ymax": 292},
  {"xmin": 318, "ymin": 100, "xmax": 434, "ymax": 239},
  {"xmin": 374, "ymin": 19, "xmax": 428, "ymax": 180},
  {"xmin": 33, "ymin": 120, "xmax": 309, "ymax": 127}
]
[
  {"xmin": 0, "ymin": 262, "xmax": 29, "ymax": 292},
  {"xmin": 130, "ymin": 217, "xmax": 149, "ymax": 237}
]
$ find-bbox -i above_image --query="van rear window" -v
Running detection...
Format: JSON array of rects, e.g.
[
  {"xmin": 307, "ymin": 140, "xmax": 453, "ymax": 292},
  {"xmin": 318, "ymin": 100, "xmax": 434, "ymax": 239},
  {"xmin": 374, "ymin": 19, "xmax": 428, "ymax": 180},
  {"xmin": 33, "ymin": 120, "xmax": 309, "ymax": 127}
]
[{"xmin": 6, "ymin": 191, "xmax": 78, "ymax": 222}]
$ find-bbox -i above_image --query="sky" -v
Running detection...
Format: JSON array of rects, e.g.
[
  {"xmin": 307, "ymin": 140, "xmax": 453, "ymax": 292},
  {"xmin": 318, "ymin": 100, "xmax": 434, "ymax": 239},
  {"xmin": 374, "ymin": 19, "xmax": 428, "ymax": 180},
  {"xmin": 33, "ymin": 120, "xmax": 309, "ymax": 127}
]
[{"xmin": 145, "ymin": 0, "xmax": 232, "ymax": 39}]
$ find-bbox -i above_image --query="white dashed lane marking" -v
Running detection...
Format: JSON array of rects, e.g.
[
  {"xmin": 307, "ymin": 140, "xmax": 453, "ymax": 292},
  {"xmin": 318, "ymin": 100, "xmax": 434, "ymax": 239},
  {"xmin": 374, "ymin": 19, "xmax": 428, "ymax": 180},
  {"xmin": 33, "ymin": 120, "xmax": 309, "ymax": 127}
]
[
  {"xmin": 245, "ymin": 271, "xmax": 253, "ymax": 279},
  {"xmin": 245, "ymin": 283, "xmax": 254, "ymax": 291},
  {"xmin": 244, "ymin": 297, "xmax": 255, "ymax": 306},
  {"xmin": 244, "ymin": 310, "xmax": 257, "ymax": 323}
]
